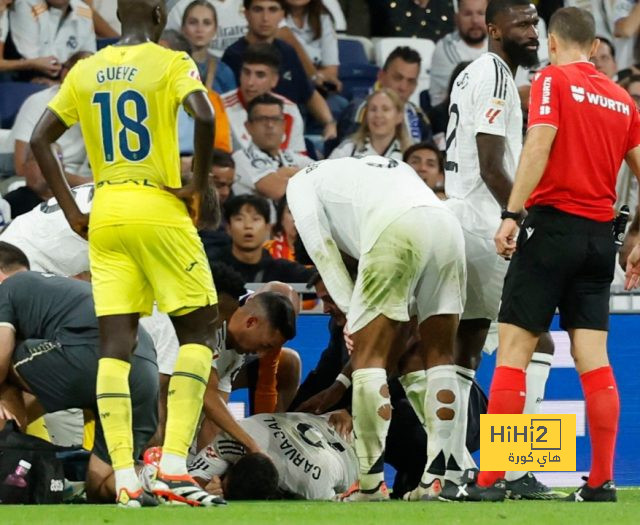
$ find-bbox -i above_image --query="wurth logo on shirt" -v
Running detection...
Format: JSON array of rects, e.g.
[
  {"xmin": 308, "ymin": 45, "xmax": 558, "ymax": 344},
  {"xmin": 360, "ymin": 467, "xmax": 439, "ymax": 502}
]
[{"xmin": 571, "ymin": 85, "xmax": 630, "ymax": 115}]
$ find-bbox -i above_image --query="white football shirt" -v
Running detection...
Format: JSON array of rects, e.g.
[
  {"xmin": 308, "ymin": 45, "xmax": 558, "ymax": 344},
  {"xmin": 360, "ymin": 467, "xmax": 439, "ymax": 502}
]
[
  {"xmin": 188, "ymin": 412, "xmax": 358, "ymax": 500},
  {"xmin": 444, "ymin": 52, "xmax": 523, "ymax": 238}
]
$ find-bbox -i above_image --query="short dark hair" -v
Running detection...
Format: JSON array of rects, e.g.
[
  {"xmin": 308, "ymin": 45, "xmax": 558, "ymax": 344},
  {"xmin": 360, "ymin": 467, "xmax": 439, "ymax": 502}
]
[
  {"xmin": 486, "ymin": 0, "xmax": 534, "ymax": 25},
  {"xmin": 224, "ymin": 453, "xmax": 280, "ymax": 500},
  {"xmin": 247, "ymin": 93, "xmax": 284, "ymax": 120},
  {"xmin": 383, "ymin": 46, "xmax": 421, "ymax": 71},
  {"xmin": 306, "ymin": 270, "xmax": 322, "ymax": 289},
  {"xmin": 243, "ymin": 0, "xmax": 286, "ymax": 10},
  {"xmin": 548, "ymin": 7, "xmax": 595, "ymax": 49},
  {"xmin": 254, "ymin": 291, "xmax": 297, "ymax": 341},
  {"xmin": 596, "ymin": 35, "xmax": 616, "ymax": 59},
  {"xmin": 242, "ymin": 43, "xmax": 282, "ymax": 71},
  {"xmin": 0, "ymin": 242, "xmax": 30, "ymax": 272},
  {"xmin": 403, "ymin": 141, "xmax": 444, "ymax": 173},
  {"xmin": 223, "ymin": 194, "xmax": 271, "ymax": 224},
  {"xmin": 212, "ymin": 148, "xmax": 235, "ymax": 168},
  {"xmin": 210, "ymin": 262, "xmax": 246, "ymax": 298}
]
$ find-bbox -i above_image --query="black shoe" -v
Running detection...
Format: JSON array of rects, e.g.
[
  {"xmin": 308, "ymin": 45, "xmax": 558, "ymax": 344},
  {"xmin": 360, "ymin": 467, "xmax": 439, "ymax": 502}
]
[
  {"xmin": 438, "ymin": 470, "xmax": 505, "ymax": 502},
  {"xmin": 506, "ymin": 472, "xmax": 566, "ymax": 500},
  {"xmin": 564, "ymin": 478, "xmax": 617, "ymax": 502}
]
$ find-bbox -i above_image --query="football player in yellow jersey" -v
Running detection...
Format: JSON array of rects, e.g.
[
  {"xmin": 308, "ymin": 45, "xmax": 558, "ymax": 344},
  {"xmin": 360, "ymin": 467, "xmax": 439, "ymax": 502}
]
[{"xmin": 30, "ymin": 0, "xmax": 262, "ymax": 508}]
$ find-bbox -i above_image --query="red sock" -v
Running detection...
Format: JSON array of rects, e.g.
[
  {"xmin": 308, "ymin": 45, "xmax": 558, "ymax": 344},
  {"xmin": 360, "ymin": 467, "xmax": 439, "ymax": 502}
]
[
  {"xmin": 478, "ymin": 366, "xmax": 526, "ymax": 487},
  {"xmin": 581, "ymin": 366, "xmax": 619, "ymax": 488}
]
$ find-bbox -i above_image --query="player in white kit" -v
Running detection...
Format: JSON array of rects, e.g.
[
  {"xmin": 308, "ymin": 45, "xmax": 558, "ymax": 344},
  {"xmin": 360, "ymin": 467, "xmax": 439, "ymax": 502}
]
[
  {"xmin": 441, "ymin": 0, "xmax": 560, "ymax": 500},
  {"xmin": 287, "ymin": 156, "xmax": 467, "ymax": 501},
  {"xmin": 188, "ymin": 412, "xmax": 358, "ymax": 500}
]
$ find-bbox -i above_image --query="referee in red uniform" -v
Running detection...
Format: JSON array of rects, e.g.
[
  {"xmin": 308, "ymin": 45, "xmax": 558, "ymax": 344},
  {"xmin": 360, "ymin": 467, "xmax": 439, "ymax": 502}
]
[{"xmin": 462, "ymin": 7, "xmax": 640, "ymax": 502}]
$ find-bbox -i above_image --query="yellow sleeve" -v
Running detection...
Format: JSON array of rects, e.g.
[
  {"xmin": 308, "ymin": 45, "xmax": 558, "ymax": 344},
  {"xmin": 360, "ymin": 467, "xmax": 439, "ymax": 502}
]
[
  {"xmin": 47, "ymin": 66, "xmax": 80, "ymax": 127},
  {"xmin": 170, "ymin": 52, "xmax": 207, "ymax": 106}
]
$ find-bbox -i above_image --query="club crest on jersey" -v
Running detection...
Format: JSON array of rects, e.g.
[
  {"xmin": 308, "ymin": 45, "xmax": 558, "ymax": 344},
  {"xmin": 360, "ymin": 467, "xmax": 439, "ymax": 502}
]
[
  {"xmin": 485, "ymin": 108, "xmax": 502, "ymax": 124},
  {"xmin": 189, "ymin": 69, "xmax": 201, "ymax": 81},
  {"xmin": 571, "ymin": 86, "xmax": 585, "ymax": 103}
]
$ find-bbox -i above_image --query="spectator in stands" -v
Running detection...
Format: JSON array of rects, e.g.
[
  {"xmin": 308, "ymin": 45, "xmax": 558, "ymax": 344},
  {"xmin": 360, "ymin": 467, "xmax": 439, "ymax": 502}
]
[
  {"xmin": 369, "ymin": 0, "xmax": 455, "ymax": 41},
  {"xmin": 338, "ymin": 46, "xmax": 432, "ymax": 145},
  {"xmin": 429, "ymin": 0, "xmax": 487, "ymax": 106},
  {"xmin": 615, "ymin": 74, "xmax": 640, "ymax": 214},
  {"xmin": 284, "ymin": 0, "xmax": 341, "ymax": 90},
  {"xmin": 83, "ymin": 0, "xmax": 119, "ymax": 37},
  {"xmin": 215, "ymin": 194, "xmax": 313, "ymax": 283},
  {"xmin": 8, "ymin": 1, "xmax": 96, "ymax": 67},
  {"xmin": 612, "ymin": 0, "xmax": 640, "ymax": 71},
  {"xmin": 181, "ymin": 0, "xmax": 237, "ymax": 93},
  {"xmin": 167, "ymin": 0, "xmax": 248, "ymax": 56},
  {"xmin": 222, "ymin": 0, "xmax": 337, "ymax": 140},
  {"xmin": 0, "ymin": 0, "xmax": 62, "ymax": 78},
  {"xmin": 330, "ymin": 88, "xmax": 409, "ymax": 160},
  {"xmin": 264, "ymin": 196, "xmax": 297, "ymax": 261},
  {"xmin": 591, "ymin": 36, "xmax": 618, "ymax": 79},
  {"xmin": 403, "ymin": 141, "xmax": 445, "ymax": 199},
  {"xmin": 222, "ymin": 44, "xmax": 306, "ymax": 153},
  {"xmin": 233, "ymin": 94, "xmax": 311, "ymax": 200},
  {"xmin": 159, "ymin": 29, "xmax": 233, "ymax": 155},
  {"xmin": 7, "ymin": 51, "xmax": 91, "ymax": 216}
]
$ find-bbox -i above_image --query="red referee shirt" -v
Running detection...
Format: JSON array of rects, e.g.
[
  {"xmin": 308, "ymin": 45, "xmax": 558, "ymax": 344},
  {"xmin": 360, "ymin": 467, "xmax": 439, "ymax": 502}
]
[{"xmin": 526, "ymin": 61, "xmax": 640, "ymax": 221}]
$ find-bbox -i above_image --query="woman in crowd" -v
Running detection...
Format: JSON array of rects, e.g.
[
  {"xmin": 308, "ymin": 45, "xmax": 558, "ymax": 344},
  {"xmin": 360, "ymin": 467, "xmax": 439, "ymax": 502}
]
[
  {"xmin": 329, "ymin": 88, "xmax": 410, "ymax": 160},
  {"xmin": 0, "ymin": 0, "xmax": 61, "ymax": 79},
  {"xmin": 181, "ymin": 0, "xmax": 237, "ymax": 94},
  {"xmin": 284, "ymin": 0, "xmax": 341, "ymax": 90}
]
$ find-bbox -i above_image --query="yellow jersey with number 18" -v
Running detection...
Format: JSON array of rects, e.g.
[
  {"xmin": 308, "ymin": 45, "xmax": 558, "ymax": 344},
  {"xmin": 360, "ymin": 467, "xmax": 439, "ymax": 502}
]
[{"xmin": 48, "ymin": 42, "xmax": 207, "ymax": 230}]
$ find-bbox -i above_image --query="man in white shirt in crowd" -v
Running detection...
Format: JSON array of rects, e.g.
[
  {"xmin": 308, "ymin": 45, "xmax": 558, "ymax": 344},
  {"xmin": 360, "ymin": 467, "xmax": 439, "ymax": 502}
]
[
  {"xmin": 188, "ymin": 410, "xmax": 357, "ymax": 500},
  {"xmin": 287, "ymin": 156, "xmax": 467, "ymax": 501},
  {"xmin": 233, "ymin": 94, "xmax": 311, "ymax": 201},
  {"xmin": 9, "ymin": 0, "xmax": 96, "ymax": 64},
  {"xmin": 221, "ymin": 44, "xmax": 306, "ymax": 154},
  {"xmin": 429, "ymin": 0, "xmax": 488, "ymax": 107}
]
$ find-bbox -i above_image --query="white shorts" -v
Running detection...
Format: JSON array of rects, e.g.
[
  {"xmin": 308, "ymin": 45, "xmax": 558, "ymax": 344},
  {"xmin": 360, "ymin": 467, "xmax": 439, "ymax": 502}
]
[
  {"xmin": 347, "ymin": 207, "xmax": 466, "ymax": 333},
  {"xmin": 140, "ymin": 306, "xmax": 180, "ymax": 376},
  {"xmin": 461, "ymin": 228, "xmax": 509, "ymax": 321}
]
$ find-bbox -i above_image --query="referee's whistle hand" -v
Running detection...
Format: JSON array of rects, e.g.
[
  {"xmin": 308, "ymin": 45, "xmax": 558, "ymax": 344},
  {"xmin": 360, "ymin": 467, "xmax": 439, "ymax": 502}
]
[
  {"xmin": 624, "ymin": 244, "xmax": 640, "ymax": 290},
  {"xmin": 494, "ymin": 219, "xmax": 518, "ymax": 260}
]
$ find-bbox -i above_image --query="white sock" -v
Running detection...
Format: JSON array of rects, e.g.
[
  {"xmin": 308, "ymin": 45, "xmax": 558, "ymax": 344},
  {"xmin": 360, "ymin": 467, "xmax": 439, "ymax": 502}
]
[
  {"xmin": 398, "ymin": 370, "xmax": 427, "ymax": 425},
  {"xmin": 505, "ymin": 351, "xmax": 553, "ymax": 482},
  {"xmin": 421, "ymin": 365, "xmax": 462, "ymax": 485},
  {"xmin": 159, "ymin": 452, "xmax": 188, "ymax": 476},
  {"xmin": 455, "ymin": 365, "xmax": 478, "ymax": 472},
  {"xmin": 352, "ymin": 368, "xmax": 391, "ymax": 490},
  {"xmin": 114, "ymin": 467, "xmax": 141, "ymax": 494}
]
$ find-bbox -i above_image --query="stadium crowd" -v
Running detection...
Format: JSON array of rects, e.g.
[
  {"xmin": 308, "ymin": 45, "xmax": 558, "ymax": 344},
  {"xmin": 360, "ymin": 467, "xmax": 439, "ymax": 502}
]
[{"xmin": 0, "ymin": 0, "xmax": 639, "ymax": 508}]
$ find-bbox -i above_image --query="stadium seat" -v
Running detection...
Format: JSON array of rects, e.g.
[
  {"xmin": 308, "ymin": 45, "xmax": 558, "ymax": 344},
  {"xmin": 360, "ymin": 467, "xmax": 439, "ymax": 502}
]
[
  {"xmin": 373, "ymin": 37, "xmax": 436, "ymax": 105},
  {"xmin": 0, "ymin": 82, "xmax": 48, "ymax": 129},
  {"xmin": 97, "ymin": 37, "xmax": 119, "ymax": 50},
  {"xmin": 338, "ymin": 63, "xmax": 379, "ymax": 101},
  {"xmin": 338, "ymin": 35, "xmax": 374, "ymax": 64}
]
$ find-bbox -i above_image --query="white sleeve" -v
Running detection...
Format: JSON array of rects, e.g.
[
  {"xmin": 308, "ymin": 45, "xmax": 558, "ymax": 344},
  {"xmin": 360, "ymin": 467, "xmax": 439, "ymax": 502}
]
[
  {"xmin": 9, "ymin": 1, "xmax": 42, "ymax": 59},
  {"xmin": 472, "ymin": 65, "xmax": 508, "ymax": 137},
  {"xmin": 0, "ymin": 11, "xmax": 8, "ymax": 43},
  {"xmin": 10, "ymin": 91, "xmax": 48, "ymax": 143},
  {"xmin": 287, "ymin": 104, "xmax": 307, "ymax": 154},
  {"xmin": 320, "ymin": 15, "xmax": 339, "ymax": 66},
  {"xmin": 328, "ymin": 140, "xmax": 354, "ymax": 159},
  {"xmin": 286, "ymin": 172, "xmax": 354, "ymax": 314},
  {"xmin": 428, "ymin": 41, "xmax": 451, "ymax": 107},
  {"xmin": 78, "ymin": 18, "xmax": 97, "ymax": 53},
  {"xmin": 614, "ymin": 0, "xmax": 635, "ymax": 22},
  {"xmin": 231, "ymin": 150, "xmax": 258, "ymax": 195},
  {"xmin": 188, "ymin": 444, "xmax": 230, "ymax": 481},
  {"xmin": 165, "ymin": 0, "xmax": 186, "ymax": 31}
]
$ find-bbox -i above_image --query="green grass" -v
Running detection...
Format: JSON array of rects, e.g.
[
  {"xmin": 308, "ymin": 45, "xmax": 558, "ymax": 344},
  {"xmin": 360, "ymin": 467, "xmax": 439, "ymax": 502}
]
[{"xmin": 2, "ymin": 490, "xmax": 640, "ymax": 525}]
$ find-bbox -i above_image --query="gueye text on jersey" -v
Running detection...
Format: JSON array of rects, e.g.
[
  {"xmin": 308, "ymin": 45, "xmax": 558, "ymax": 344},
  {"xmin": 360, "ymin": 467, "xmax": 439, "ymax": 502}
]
[
  {"xmin": 490, "ymin": 425, "xmax": 549, "ymax": 444},
  {"xmin": 96, "ymin": 66, "xmax": 139, "ymax": 84}
]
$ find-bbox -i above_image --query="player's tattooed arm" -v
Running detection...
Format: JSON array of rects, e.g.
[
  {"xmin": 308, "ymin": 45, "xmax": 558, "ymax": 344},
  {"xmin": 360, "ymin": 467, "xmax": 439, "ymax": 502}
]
[{"xmin": 31, "ymin": 110, "xmax": 88, "ymax": 238}]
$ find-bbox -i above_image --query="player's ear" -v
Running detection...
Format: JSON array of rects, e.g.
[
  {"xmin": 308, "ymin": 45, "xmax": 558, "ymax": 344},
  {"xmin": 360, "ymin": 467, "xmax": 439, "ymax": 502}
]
[
  {"xmin": 487, "ymin": 22, "xmax": 500, "ymax": 41},
  {"xmin": 589, "ymin": 38, "xmax": 601, "ymax": 60},
  {"xmin": 246, "ymin": 315, "xmax": 259, "ymax": 329}
]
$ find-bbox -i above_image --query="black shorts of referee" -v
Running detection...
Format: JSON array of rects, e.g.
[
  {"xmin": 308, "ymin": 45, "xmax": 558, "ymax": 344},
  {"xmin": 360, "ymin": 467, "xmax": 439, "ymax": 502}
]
[
  {"xmin": 499, "ymin": 206, "xmax": 616, "ymax": 332},
  {"xmin": 12, "ymin": 336, "xmax": 159, "ymax": 464}
]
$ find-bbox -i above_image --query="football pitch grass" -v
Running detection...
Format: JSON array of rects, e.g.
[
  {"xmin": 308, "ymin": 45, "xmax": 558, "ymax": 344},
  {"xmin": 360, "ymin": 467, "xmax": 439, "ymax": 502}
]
[{"xmin": 2, "ymin": 490, "xmax": 640, "ymax": 525}]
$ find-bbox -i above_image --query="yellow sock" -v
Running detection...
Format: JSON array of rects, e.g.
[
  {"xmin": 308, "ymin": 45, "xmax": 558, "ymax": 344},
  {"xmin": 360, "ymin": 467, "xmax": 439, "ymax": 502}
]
[
  {"xmin": 161, "ymin": 344, "xmax": 211, "ymax": 467},
  {"xmin": 25, "ymin": 416, "xmax": 50, "ymax": 442},
  {"xmin": 82, "ymin": 409, "xmax": 96, "ymax": 452},
  {"xmin": 96, "ymin": 358, "xmax": 134, "ymax": 471}
]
